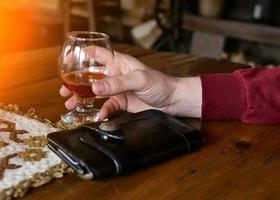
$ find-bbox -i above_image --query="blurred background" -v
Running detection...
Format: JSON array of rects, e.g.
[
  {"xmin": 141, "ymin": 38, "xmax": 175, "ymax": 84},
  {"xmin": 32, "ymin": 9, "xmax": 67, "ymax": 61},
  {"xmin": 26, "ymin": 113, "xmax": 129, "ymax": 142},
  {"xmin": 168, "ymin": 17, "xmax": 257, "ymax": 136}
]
[{"xmin": 0, "ymin": 0, "xmax": 279, "ymax": 66}]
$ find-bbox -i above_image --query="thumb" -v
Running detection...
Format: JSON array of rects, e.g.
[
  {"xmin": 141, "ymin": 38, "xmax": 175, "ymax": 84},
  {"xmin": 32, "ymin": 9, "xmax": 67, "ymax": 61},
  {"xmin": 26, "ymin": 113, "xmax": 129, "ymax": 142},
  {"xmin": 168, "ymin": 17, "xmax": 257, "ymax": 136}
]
[{"xmin": 92, "ymin": 70, "xmax": 147, "ymax": 96}]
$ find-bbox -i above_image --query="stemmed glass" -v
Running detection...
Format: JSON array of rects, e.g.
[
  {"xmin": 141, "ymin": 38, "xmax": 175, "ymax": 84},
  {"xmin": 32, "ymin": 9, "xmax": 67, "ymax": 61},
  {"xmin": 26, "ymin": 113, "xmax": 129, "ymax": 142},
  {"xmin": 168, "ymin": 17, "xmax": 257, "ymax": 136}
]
[{"xmin": 58, "ymin": 31, "xmax": 113, "ymax": 125}]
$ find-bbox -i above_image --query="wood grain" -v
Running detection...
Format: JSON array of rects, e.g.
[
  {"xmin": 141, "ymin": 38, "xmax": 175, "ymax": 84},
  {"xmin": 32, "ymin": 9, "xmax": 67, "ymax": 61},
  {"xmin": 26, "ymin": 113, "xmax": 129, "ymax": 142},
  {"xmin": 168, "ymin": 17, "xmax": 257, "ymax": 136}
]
[{"xmin": 1, "ymin": 44, "xmax": 279, "ymax": 200}]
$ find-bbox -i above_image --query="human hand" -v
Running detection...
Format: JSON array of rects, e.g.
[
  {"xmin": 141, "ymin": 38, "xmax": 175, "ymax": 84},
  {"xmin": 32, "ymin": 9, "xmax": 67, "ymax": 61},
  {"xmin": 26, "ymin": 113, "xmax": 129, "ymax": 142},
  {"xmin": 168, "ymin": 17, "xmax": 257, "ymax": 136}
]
[{"xmin": 60, "ymin": 47, "xmax": 202, "ymax": 120}]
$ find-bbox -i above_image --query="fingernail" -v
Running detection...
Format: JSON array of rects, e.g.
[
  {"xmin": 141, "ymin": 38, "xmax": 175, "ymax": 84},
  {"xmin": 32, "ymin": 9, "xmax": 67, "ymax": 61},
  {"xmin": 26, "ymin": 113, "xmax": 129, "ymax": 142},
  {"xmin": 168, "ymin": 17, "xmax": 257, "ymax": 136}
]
[
  {"xmin": 93, "ymin": 81, "xmax": 106, "ymax": 94},
  {"xmin": 97, "ymin": 112, "xmax": 107, "ymax": 121},
  {"xmin": 96, "ymin": 113, "xmax": 101, "ymax": 121},
  {"xmin": 65, "ymin": 101, "xmax": 71, "ymax": 109},
  {"xmin": 59, "ymin": 87, "xmax": 65, "ymax": 96}
]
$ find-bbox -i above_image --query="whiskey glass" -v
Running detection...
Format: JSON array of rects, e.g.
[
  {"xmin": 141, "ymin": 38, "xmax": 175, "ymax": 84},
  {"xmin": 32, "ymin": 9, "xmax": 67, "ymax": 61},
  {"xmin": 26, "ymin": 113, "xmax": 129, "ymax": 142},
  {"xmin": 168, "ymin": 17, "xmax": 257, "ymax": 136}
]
[{"xmin": 58, "ymin": 31, "xmax": 113, "ymax": 124}]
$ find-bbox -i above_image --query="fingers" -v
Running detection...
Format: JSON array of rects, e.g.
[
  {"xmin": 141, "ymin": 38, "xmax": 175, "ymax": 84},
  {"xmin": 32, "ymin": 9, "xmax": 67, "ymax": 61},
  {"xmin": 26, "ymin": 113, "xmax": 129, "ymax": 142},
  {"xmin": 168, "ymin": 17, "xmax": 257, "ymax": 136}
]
[
  {"xmin": 60, "ymin": 85, "xmax": 76, "ymax": 110},
  {"xmin": 60, "ymin": 85, "xmax": 72, "ymax": 97},
  {"xmin": 95, "ymin": 95, "xmax": 110, "ymax": 99},
  {"xmin": 84, "ymin": 46, "xmax": 114, "ymax": 66},
  {"xmin": 64, "ymin": 45, "xmax": 114, "ymax": 66},
  {"xmin": 98, "ymin": 98, "xmax": 120, "ymax": 120},
  {"xmin": 92, "ymin": 70, "xmax": 147, "ymax": 96},
  {"xmin": 65, "ymin": 95, "xmax": 78, "ymax": 110},
  {"xmin": 98, "ymin": 96, "xmax": 126, "ymax": 120}
]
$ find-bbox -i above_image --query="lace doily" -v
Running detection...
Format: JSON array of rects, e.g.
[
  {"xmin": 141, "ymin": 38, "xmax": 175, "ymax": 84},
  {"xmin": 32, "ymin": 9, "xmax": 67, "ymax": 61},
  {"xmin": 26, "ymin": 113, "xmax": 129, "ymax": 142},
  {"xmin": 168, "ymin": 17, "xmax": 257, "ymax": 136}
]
[{"xmin": 0, "ymin": 104, "xmax": 71, "ymax": 200}]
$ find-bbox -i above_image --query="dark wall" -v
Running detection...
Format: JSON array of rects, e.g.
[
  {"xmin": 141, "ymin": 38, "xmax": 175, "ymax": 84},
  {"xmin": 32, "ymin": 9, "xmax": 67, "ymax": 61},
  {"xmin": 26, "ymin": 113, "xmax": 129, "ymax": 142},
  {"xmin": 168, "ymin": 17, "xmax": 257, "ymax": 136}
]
[
  {"xmin": 185, "ymin": 0, "xmax": 280, "ymax": 26},
  {"xmin": 224, "ymin": 0, "xmax": 280, "ymax": 26},
  {"xmin": 270, "ymin": 0, "xmax": 280, "ymax": 26}
]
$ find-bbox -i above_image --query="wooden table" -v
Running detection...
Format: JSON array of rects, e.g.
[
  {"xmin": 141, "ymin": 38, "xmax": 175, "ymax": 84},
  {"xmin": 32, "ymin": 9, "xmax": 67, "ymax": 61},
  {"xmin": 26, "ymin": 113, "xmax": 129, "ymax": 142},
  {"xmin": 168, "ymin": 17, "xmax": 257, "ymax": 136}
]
[{"xmin": 0, "ymin": 44, "xmax": 279, "ymax": 200}]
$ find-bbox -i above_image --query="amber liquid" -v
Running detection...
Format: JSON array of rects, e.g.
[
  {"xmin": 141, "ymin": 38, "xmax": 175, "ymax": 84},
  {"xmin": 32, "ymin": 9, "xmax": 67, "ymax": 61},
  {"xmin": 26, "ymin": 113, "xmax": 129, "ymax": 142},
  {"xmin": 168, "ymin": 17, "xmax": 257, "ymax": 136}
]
[{"xmin": 61, "ymin": 68, "xmax": 108, "ymax": 98}]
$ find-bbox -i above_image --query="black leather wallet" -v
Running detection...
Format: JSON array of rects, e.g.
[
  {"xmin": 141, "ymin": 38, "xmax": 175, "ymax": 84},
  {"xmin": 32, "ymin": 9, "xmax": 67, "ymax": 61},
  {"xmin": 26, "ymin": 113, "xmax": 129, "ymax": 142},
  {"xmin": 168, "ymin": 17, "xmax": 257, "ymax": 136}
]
[{"xmin": 47, "ymin": 110, "xmax": 203, "ymax": 179}]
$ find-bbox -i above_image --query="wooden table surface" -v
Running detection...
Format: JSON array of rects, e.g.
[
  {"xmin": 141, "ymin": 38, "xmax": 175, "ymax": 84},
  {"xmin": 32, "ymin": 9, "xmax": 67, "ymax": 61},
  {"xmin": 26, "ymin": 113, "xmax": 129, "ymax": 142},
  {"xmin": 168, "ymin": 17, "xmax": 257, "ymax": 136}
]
[{"xmin": 1, "ymin": 44, "xmax": 279, "ymax": 200}]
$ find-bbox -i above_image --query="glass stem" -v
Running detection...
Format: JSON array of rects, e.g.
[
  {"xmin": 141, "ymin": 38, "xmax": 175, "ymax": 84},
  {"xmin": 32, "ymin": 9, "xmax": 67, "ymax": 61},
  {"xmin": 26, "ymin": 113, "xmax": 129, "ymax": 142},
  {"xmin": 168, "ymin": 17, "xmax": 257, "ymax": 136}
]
[{"xmin": 75, "ymin": 97, "xmax": 95, "ymax": 114}]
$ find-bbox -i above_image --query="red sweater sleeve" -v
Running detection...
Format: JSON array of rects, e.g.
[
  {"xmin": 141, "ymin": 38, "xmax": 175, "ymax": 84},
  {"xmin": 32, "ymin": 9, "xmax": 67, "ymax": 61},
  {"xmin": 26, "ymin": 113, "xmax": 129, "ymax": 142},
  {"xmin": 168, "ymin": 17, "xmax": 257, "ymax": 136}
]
[{"xmin": 200, "ymin": 66, "xmax": 280, "ymax": 124}]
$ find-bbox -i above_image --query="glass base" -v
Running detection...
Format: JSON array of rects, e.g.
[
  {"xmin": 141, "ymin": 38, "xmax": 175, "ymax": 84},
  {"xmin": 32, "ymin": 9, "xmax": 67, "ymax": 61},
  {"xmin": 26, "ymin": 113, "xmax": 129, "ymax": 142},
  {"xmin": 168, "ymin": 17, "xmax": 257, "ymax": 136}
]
[{"xmin": 61, "ymin": 107, "xmax": 102, "ymax": 125}]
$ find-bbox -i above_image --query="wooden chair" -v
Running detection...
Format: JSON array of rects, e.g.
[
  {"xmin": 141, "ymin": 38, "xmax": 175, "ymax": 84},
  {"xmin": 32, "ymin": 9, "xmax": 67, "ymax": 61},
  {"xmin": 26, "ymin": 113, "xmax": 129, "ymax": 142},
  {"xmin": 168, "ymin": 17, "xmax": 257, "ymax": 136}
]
[{"xmin": 61, "ymin": 0, "xmax": 123, "ymax": 40}]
